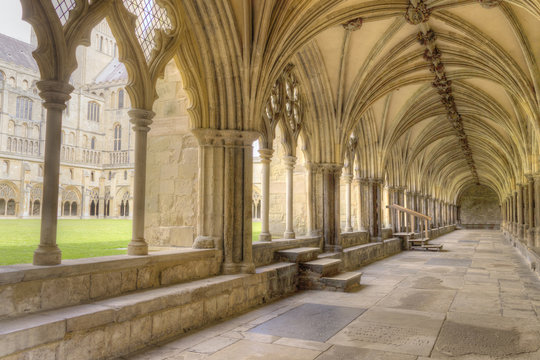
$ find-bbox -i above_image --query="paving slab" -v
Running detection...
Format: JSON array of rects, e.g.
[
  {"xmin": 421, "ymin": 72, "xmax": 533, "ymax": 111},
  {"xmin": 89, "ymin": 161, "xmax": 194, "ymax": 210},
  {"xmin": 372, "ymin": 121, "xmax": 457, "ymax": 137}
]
[{"xmin": 248, "ymin": 303, "xmax": 366, "ymax": 342}]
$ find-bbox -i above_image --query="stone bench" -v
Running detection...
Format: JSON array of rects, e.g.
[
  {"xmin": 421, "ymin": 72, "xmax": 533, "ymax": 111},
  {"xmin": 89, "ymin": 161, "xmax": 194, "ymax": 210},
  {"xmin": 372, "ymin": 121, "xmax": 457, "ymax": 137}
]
[{"xmin": 0, "ymin": 262, "xmax": 298, "ymax": 359}]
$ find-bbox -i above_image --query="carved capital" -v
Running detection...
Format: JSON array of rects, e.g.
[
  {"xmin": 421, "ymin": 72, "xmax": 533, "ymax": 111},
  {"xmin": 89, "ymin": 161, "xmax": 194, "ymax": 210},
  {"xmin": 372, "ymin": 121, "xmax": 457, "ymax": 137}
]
[
  {"xmin": 129, "ymin": 109, "xmax": 155, "ymax": 132},
  {"xmin": 192, "ymin": 128, "xmax": 260, "ymax": 147},
  {"xmin": 37, "ymin": 80, "xmax": 74, "ymax": 110},
  {"xmin": 282, "ymin": 155, "xmax": 297, "ymax": 169},
  {"xmin": 258, "ymin": 148, "xmax": 274, "ymax": 163}
]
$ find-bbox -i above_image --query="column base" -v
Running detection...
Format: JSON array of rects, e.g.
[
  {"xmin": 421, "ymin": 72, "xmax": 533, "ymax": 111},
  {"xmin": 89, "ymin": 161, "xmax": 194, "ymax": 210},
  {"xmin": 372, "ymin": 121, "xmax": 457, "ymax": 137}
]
[
  {"xmin": 283, "ymin": 231, "xmax": 295, "ymax": 239},
  {"xmin": 128, "ymin": 239, "xmax": 148, "ymax": 256},
  {"xmin": 527, "ymin": 229, "xmax": 535, "ymax": 247},
  {"xmin": 33, "ymin": 245, "xmax": 61, "ymax": 266},
  {"xmin": 193, "ymin": 236, "xmax": 216, "ymax": 249},
  {"xmin": 258, "ymin": 233, "xmax": 272, "ymax": 242}
]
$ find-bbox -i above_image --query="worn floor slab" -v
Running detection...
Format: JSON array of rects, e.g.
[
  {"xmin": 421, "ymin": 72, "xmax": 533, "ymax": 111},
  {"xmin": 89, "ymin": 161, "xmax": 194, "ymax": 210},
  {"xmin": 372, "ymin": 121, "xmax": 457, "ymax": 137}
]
[{"xmin": 121, "ymin": 230, "xmax": 540, "ymax": 360}]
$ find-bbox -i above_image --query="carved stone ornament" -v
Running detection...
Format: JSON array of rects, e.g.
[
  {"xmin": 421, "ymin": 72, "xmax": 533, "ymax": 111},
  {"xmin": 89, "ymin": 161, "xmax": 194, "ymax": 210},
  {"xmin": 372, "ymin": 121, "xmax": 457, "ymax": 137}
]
[
  {"xmin": 478, "ymin": 0, "xmax": 503, "ymax": 8},
  {"xmin": 405, "ymin": 0, "xmax": 431, "ymax": 25},
  {"xmin": 417, "ymin": 30, "xmax": 436, "ymax": 46},
  {"xmin": 342, "ymin": 17, "xmax": 363, "ymax": 31}
]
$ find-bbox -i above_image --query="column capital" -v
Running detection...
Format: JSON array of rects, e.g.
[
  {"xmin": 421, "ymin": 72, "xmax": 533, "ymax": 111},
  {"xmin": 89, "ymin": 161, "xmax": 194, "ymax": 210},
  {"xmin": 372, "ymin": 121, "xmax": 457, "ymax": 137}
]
[
  {"xmin": 318, "ymin": 163, "xmax": 343, "ymax": 174},
  {"xmin": 129, "ymin": 109, "xmax": 155, "ymax": 132},
  {"xmin": 282, "ymin": 155, "xmax": 297, "ymax": 168},
  {"xmin": 525, "ymin": 174, "xmax": 534, "ymax": 183},
  {"xmin": 258, "ymin": 148, "xmax": 274, "ymax": 162},
  {"xmin": 37, "ymin": 80, "xmax": 74, "ymax": 110},
  {"xmin": 192, "ymin": 128, "xmax": 260, "ymax": 147},
  {"xmin": 343, "ymin": 173, "xmax": 353, "ymax": 183},
  {"xmin": 533, "ymin": 172, "xmax": 540, "ymax": 180}
]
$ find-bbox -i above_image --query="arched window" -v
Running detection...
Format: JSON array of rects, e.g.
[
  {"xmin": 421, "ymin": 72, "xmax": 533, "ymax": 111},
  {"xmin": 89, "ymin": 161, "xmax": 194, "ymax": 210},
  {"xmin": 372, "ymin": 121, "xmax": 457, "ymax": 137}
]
[
  {"xmin": 114, "ymin": 124, "xmax": 121, "ymax": 151},
  {"xmin": 91, "ymin": 171, "xmax": 95, "ymax": 182},
  {"xmin": 91, "ymin": 137, "xmax": 96, "ymax": 150},
  {"xmin": 6, "ymin": 199, "xmax": 15, "ymax": 215},
  {"xmin": 124, "ymin": 170, "xmax": 127, "ymax": 180},
  {"xmin": 105, "ymin": 200, "xmax": 110, "ymax": 216},
  {"xmin": 16, "ymin": 97, "xmax": 33, "ymax": 120},
  {"xmin": 90, "ymin": 200, "xmax": 96, "ymax": 216},
  {"xmin": 99, "ymin": 36, "xmax": 103, "ymax": 51},
  {"xmin": 118, "ymin": 89, "xmax": 124, "ymax": 108},
  {"xmin": 125, "ymin": 200, "xmax": 129, "ymax": 216},
  {"xmin": 0, "ymin": 183, "xmax": 17, "ymax": 216},
  {"xmin": 120, "ymin": 201, "xmax": 125, "ymax": 217},
  {"xmin": 87, "ymin": 102, "xmax": 100, "ymax": 122},
  {"xmin": 71, "ymin": 202, "xmax": 77, "ymax": 216}
]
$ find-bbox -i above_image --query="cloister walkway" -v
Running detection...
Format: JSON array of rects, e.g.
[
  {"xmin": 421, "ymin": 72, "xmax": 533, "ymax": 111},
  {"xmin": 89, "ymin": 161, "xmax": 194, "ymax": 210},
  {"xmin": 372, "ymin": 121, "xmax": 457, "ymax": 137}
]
[{"xmin": 123, "ymin": 230, "xmax": 540, "ymax": 360}]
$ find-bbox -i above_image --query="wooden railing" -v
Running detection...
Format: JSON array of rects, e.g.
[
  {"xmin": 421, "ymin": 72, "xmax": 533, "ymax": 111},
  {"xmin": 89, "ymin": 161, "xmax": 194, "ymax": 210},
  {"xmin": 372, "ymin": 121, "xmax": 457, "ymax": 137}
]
[{"xmin": 387, "ymin": 204, "xmax": 431, "ymax": 240}]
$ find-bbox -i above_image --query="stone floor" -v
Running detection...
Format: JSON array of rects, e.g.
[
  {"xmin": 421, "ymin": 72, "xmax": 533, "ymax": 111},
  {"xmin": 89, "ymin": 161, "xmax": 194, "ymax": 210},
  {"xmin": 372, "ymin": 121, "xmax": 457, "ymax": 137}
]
[{"xmin": 120, "ymin": 230, "xmax": 540, "ymax": 360}]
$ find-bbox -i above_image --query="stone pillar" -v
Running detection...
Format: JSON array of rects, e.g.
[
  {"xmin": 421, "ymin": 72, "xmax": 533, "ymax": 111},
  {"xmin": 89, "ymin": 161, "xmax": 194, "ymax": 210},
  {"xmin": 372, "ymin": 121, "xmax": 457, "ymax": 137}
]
[
  {"xmin": 33, "ymin": 81, "xmax": 73, "ymax": 266},
  {"xmin": 320, "ymin": 164, "xmax": 342, "ymax": 251},
  {"xmin": 344, "ymin": 173, "xmax": 353, "ymax": 232},
  {"xmin": 283, "ymin": 155, "xmax": 296, "ymax": 239},
  {"xmin": 355, "ymin": 177, "xmax": 363, "ymax": 231},
  {"xmin": 527, "ymin": 176, "xmax": 534, "ymax": 246},
  {"xmin": 360, "ymin": 179, "xmax": 370, "ymax": 232},
  {"xmin": 367, "ymin": 179, "xmax": 382, "ymax": 239},
  {"xmin": 127, "ymin": 109, "xmax": 155, "ymax": 256},
  {"xmin": 517, "ymin": 184, "xmax": 524, "ymax": 240},
  {"xmin": 258, "ymin": 148, "xmax": 273, "ymax": 241},
  {"xmin": 388, "ymin": 187, "xmax": 397, "ymax": 232},
  {"xmin": 534, "ymin": 174, "xmax": 540, "ymax": 247},
  {"xmin": 192, "ymin": 129, "xmax": 258, "ymax": 274},
  {"xmin": 512, "ymin": 192, "xmax": 517, "ymax": 236},
  {"xmin": 306, "ymin": 162, "xmax": 319, "ymax": 236}
]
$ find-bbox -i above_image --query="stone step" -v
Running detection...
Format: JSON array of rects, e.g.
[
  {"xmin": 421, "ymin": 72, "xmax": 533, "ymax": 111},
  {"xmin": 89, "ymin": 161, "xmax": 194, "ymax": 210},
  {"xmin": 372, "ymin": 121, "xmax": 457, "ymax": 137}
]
[
  {"xmin": 411, "ymin": 244, "xmax": 443, "ymax": 251},
  {"xmin": 394, "ymin": 232, "xmax": 415, "ymax": 237},
  {"xmin": 317, "ymin": 252, "xmax": 341, "ymax": 260},
  {"xmin": 408, "ymin": 238, "xmax": 430, "ymax": 243},
  {"xmin": 321, "ymin": 272, "xmax": 362, "ymax": 292},
  {"xmin": 277, "ymin": 247, "xmax": 321, "ymax": 263},
  {"xmin": 300, "ymin": 258, "xmax": 342, "ymax": 277}
]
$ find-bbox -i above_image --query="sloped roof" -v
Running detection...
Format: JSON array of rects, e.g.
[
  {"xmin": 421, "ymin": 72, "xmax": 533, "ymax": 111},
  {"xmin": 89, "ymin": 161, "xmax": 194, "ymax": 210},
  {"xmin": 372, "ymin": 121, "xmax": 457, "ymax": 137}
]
[
  {"xmin": 0, "ymin": 33, "xmax": 38, "ymax": 71},
  {"xmin": 94, "ymin": 58, "xmax": 128, "ymax": 84}
]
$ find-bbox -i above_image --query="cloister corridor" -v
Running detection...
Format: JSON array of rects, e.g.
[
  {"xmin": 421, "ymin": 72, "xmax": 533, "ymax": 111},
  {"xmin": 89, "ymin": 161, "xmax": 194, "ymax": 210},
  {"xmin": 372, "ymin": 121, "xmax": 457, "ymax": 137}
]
[{"xmin": 121, "ymin": 230, "xmax": 540, "ymax": 360}]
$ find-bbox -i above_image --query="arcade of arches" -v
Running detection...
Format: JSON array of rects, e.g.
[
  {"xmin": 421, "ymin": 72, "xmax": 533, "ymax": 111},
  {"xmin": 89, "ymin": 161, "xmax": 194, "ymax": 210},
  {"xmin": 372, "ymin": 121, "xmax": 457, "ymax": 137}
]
[{"xmin": 1, "ymin": 1, "xmax": 540, "ymax": 359}]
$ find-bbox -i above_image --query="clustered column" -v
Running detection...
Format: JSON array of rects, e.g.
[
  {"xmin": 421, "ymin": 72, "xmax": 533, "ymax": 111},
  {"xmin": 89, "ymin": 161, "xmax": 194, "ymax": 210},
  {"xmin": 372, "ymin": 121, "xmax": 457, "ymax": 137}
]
[
  {"xmin": 527, "ymin": 176, "xmax": 534, "ymax": 246},
  {"xmin": 33, "ymin": 80, "xmax": 74, "ymax": 266},
  {"xmin": 258, "ymin": 148, "xmax": 273, "ymax": 242},
  {"xmin": 535, "ymin": 175, "xmax": 540, "ymax": 247},
  {"xmin": 321, "ymin": 164, "xmax": 342, "ymax": 251}
]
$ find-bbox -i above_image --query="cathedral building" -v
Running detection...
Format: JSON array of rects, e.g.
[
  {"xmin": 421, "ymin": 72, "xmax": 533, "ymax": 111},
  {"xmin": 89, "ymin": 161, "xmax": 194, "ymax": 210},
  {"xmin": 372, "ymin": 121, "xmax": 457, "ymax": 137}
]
[{"xmin": 0, "ymin": 21, "xmax": 134, "ymax": 219}]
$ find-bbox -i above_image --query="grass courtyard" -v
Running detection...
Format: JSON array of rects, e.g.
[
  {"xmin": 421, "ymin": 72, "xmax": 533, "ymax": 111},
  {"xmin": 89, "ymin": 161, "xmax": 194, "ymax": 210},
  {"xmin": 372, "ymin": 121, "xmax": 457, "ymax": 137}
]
[
  {"xmin": 1, "ymin": 219, "xmax": 265, "ymax": 265},
  {"xmin": 0, "ymin": 219, "xmax": 132, "ymax": 265}
]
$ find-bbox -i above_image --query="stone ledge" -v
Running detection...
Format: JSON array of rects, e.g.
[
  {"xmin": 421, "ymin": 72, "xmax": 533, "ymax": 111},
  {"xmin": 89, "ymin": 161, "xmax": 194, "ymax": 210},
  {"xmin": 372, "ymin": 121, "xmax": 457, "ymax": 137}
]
[
  {"xmin": 0, "ymin": 249, "xmax": 222, "ymax": 319},
  {"xmin": 340, "ymin": 231, "xmax": 369, "ymax": 248},
  {"xmin": 0, "ymin": 262, "xmax": 298, "ymax": 359},
  {"xmin": 252, "ymin": 236, "xmax": 323, "ymax": 267}
]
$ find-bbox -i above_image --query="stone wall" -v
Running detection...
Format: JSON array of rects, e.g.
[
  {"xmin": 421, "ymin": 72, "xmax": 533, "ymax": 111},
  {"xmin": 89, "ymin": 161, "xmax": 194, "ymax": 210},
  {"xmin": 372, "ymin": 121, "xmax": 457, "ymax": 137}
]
[
  {"xmin": 459, "ymin": 185, "xmax": 501, "ymax": 229},
  {"xmin": 145, "ymin": 60, "xmax": 199, "ymax": 246},
  {"xmin": 0, "ymin": 248, "xmax": 221, "ymax": 319}
]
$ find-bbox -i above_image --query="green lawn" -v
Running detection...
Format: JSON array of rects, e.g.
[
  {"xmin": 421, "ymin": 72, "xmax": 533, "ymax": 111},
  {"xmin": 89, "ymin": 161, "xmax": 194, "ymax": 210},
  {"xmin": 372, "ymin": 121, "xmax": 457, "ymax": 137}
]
[
  {"xmin": 252, "ymin": 221, "xmax": 261, "ymax": 242},
  {"xmin": 1, "ymin": 219, "xmax": 265, "ymax": 266},
  {"xmin": 0, "ymin": 219, "xmax": 132, "ymax": 265}
]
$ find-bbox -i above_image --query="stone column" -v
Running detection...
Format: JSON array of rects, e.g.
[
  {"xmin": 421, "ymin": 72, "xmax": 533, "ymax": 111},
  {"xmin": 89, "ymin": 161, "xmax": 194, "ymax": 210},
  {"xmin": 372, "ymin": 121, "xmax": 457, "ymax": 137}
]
[
  {"xmin": 305, "ymin": 162, "xmax": 319, "ymax": 236},
  {"xmin": 283, "ymin": 155, "xmax": 296, "ymax": 239},
  {"xmin": 512, "ymin": 192, "xmax": 517, "ymax": 236},
  {"xmin": 388, "ymin": 187, "xmax": 397, "ymax": 232},
  {"xmin": 192, "ymin": 129, "xmax": 258, "ymax": 274},
  {"xmin": 258, "ymin": 148, "xmax": 273, "ymax": 241},
  {"xmin": 98, "ymin": 175, "xmax": 105, "ymax": 219},
  {"xmin": 320, "ymin": 164, "xmax": 342, "ymax": 251},
  {"xmin": 355, "ymin": 176, "xmax": 363, "ymax": 231},
  {"xmin": 344, "ymin": 173, "xmax": 353, "ymax": 232},
  {"xmin": 367, "ymin": 179, "xmax": 382, "ymax": 239},
  {"xmin": 127, "ymin": 109, "xmax": 155, "ymax": 256},
  {"xmin": 534, "ymin": 174, "xmax": 540, "ymax": 247},
  {"xmin": 517, "ymin": 184, "xmax": 524, "ymax": 240},
  {"xmin": 527, "ymin": 176, "xmax": 534, "ymax": 246},
  {"xmin": 33, "ymin": 81, "xmax": 73, "ymax": 265}
]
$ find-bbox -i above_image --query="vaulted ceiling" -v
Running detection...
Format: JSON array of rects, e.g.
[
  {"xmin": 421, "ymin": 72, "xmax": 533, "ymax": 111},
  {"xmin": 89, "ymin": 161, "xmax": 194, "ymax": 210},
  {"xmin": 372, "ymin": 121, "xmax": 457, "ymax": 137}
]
[{"xmin": 284, "ymin": 0, "xmax": 540, "ymax": 202}]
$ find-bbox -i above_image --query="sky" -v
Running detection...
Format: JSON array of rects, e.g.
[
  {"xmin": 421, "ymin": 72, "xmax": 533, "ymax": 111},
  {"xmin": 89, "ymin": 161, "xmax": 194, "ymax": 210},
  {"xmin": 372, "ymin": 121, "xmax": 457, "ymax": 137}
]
[{"xmin": 0, "ymin": 0, "xmax": 31, "ymax": 43}]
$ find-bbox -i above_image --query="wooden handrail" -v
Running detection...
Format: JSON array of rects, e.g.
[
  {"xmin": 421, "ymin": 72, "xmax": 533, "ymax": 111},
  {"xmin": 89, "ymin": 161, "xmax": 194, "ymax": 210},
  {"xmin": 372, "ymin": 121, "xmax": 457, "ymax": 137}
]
[{"xmin": 386, "ymin": 204, "xmax": 432, "ymax": 221}]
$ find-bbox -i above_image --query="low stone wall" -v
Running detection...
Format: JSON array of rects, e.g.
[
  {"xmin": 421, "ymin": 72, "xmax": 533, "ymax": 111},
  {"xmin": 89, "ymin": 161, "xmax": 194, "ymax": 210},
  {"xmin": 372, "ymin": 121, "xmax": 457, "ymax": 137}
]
[
  {"xmin": 461, "ymin": 224, "xmax": 500, "ymax": 230},
  {"xmin": 381, "ymin": 228, "xmax": 393, "ymax": 240},
  {"xmin": 0, "ymin": 248, "xmax": 222, "ymax": 319},
  {"xmin": 0, "ymin": 262, "xmax": 298, "ymax": 360},
  {"xmin": 340, "ymin": 231, "xmax": 369, "ymax": 249},
  {"xmin": 252, "ymin": 236, "xmax": 323, "ymax": 267},
  {"xmin": 341, "ymin": 238, "xmax": 402, "ymax": 270}
]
